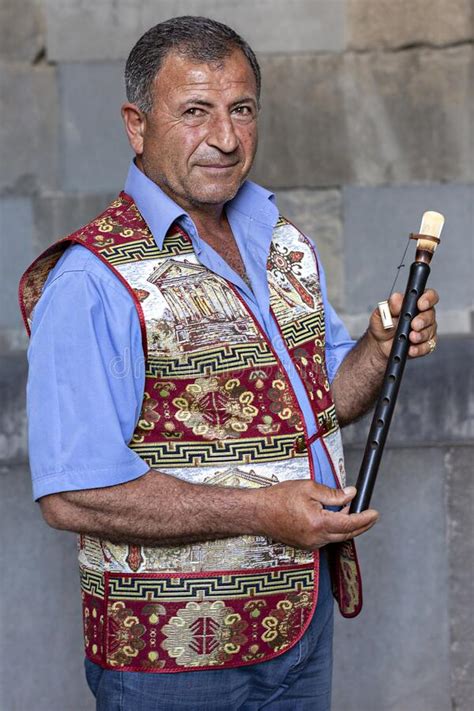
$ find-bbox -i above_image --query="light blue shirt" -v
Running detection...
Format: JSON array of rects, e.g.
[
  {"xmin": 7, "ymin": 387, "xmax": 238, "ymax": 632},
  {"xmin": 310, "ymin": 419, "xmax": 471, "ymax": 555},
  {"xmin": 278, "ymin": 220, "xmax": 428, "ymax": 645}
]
[{"xmin": 26, "ymin": 162, "xmax": 355, "ymax": 501}]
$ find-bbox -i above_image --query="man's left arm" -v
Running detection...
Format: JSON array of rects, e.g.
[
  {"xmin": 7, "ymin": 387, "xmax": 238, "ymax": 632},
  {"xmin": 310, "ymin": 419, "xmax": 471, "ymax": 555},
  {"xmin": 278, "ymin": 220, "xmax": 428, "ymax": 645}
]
[{"xmin": 332, "ymin": 289, "xmax": 439, "ymax": 426}]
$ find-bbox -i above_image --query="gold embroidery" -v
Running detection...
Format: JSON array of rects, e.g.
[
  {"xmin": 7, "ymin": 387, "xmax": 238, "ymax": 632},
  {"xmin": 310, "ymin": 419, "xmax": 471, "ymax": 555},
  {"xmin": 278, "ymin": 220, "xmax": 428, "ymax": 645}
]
[
  {"xmin": 161, "ymin": 600, "xmax": 248, "ymax": 667},
  {"xmin": 173, "ymin": 377, "xmax": 258, "ymax": 439},
  {"xmin": 107, "ymin": 601, "xmax": 146, "ymax": 666}
]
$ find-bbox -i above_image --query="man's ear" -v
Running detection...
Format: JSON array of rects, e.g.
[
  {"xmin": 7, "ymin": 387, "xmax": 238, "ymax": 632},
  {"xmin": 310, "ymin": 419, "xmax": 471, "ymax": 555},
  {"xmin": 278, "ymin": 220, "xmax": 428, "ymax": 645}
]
[{"xmin": 121, "ymin": 103, "xmax": 146, "ymax": 155}]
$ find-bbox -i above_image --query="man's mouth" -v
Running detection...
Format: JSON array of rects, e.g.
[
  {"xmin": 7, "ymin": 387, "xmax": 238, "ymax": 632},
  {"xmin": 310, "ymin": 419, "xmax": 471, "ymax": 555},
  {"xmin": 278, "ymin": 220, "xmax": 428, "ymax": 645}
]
[{"xmin": 196, "ymin": 162, "xmax": 239, "ymax": 170}]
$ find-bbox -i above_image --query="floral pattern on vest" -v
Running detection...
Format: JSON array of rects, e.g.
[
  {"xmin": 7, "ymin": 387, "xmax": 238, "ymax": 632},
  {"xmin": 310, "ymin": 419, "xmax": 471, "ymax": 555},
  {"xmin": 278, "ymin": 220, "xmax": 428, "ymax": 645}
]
[{"xmin": 19, "ymin": 193, "xmax": 362, "ymax": 673}]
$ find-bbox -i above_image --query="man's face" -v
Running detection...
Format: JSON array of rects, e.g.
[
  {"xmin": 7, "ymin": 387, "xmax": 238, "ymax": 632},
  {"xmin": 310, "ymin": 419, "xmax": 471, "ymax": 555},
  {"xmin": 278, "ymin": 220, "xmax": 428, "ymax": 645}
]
[{"xmin": 129, "ymin": 48, "xmax": 259, "ymax": 211}]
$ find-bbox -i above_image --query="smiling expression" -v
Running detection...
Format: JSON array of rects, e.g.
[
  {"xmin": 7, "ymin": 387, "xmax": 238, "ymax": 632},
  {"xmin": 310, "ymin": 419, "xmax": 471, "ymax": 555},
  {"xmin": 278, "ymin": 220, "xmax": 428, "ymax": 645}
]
[{"xmin": 123, "ymin": 48, "xmax": 259, "ymax": 212}]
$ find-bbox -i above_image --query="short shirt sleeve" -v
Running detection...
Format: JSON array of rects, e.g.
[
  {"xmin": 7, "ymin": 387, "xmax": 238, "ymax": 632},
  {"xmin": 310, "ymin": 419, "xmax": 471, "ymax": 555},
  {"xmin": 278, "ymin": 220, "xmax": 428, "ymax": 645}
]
[{"xmin": 26, "ymin": 244, "xmax": 149, "ymax": 501}]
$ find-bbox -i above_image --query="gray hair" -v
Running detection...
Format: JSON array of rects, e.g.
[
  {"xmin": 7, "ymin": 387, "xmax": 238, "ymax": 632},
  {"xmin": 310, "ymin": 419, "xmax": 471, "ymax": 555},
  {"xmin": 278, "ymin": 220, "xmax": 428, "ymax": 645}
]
[{"xmin": 125, "ymin": 16, "xmax": 261, "ymax": 113}]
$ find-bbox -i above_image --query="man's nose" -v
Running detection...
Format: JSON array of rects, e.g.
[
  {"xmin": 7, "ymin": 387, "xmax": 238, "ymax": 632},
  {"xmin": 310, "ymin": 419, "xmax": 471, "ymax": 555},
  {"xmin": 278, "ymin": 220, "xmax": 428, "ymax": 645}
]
[{"xmin": 207, "ymin": 113, "xmax": 239, "ymax": 153}]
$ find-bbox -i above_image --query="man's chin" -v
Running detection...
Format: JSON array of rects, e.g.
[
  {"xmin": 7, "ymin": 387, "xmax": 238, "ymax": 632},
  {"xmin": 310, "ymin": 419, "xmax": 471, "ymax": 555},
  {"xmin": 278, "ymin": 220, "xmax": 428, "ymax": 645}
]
[{"xmin": 188, "ymin": 185, "xmax": 242, "ymax": 207}]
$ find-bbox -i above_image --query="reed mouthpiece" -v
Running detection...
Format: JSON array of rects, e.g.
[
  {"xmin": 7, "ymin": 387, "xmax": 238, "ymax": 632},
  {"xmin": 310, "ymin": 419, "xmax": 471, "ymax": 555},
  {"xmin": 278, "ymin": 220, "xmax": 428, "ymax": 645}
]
[
  {"xmin": 415, "ymin": 211, "xmax": 445, "ymax": 263},
  {"xmin": 419, "ymin": 211, "xmax": 444, "ymax": 239}
]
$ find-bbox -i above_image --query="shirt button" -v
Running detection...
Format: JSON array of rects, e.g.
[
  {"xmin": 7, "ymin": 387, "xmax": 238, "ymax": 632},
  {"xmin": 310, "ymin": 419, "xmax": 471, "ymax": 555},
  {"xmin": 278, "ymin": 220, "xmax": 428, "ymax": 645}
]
[{"xmin": 294, "ymin": 435, "xmax": 307, "ymax": 453}]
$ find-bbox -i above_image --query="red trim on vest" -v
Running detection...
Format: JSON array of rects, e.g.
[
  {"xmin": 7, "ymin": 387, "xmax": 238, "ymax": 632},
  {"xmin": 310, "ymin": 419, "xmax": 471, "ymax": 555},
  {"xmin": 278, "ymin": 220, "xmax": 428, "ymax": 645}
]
[
  {"xmin": 84, "ymin": 559, "xmax": 320, "ymax": 673},
  {"xmin": 319, "ymin": 434, "xmax": 363, "ymax": 617},
  {"xmin": 18, "ymin": 192, "xmax": 149, "ymax": 357}
]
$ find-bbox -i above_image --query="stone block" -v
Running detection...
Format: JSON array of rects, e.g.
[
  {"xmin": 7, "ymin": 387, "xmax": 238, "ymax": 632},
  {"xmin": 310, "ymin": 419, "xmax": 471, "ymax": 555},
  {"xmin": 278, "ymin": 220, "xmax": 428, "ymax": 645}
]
[
  {"xmin": 342, "ymin": 336, "xmax": 474, "ymax": 446},
  {"xmin": 33, "ymin": 191, "xmax": 117, "ymax": 252},
  {"xmin": 0, "ymin": 463, "xmax": 93, "ymax": 710},
  {"xmin": 342, "ymin": 183, "xmax": 474, "ymax": 317},
  {"xmin": 0, "ymin": 63, "xmax": 58, "ymax": 193},
  {"xmin": 446, "ymin": 447, "xmax": 474, "ymax": 711},
  {"xmin": 45, "ymin": 0, "xmax": 346, "ymax": 61},
  {"xmin": 342, "ymin": 46, "xmax": 473, "ymax": 186},
  {"xmin": 333, "ymin": 446, "xmax": 451, "ymax": 711},
  {"xmin": 0, "ymin": 0, "xmax": 44, "ymax": 61},
  {"xmin": 252, "ymin": 53, "xmax": 349, "ymax": 188},
  {"xmin": 275, "ymin": 189, "xmax": 343, "ymax": 309},
  {"xmin": 0, "ymin": 197, "xmax": 35, "ymax": 330},
  {"xmin": 0, "ymin": 353, "xmax": 28, "ymax": 464},
  {"xmin": 58, "ymin": 62, "xmax": 132, "ymax": 192},
  {"xmin": 252, "ymin": 46, "xmax": 473, "ymax": 188},
  {"xmin": 348, "ymin": 0, "xmax": 474, "ymax": 50}
]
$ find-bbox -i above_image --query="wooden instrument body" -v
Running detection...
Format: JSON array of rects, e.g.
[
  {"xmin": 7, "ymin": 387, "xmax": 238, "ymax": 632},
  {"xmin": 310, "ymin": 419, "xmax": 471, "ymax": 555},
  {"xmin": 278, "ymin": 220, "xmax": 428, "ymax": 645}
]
[{"xmin": 349, "ymin": 261, "xmax": 431, "ymax": 513}]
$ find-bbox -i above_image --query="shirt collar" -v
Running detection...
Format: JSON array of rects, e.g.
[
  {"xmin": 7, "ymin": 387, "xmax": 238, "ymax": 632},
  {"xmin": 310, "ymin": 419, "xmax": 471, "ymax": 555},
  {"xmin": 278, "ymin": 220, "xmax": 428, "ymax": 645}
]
[
  {"xmin": 226, "ymin": 180, "xmax": 277, "ymax": 228},
  {"xmin": 124, "ymin": 161, "xmax": 186, "ymax": 248},
  {"xmin": 124, "ymin": 160, "xmax": 278, "ymax": 249}
]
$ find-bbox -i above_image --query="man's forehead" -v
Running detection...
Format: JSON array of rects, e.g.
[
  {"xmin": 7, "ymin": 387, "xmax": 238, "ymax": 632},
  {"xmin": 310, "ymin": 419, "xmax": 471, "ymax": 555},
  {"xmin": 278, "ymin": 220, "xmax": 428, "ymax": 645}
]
[{"xmin": 154, "ymin": 50, "xmax": 256, "ymax": 96}]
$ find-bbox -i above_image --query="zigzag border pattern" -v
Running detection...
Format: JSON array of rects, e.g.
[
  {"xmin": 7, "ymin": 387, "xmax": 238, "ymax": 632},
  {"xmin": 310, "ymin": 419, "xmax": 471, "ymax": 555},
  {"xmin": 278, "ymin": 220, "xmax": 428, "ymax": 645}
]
[
  {"xmin": 279, "ymin": 311, "xmax": 326, "ymax": 348},
  {"xmin": 80, "ymin": 567, "xmax": 105, "ymax": 598},
  {"xmin": 131, "ymin": 434, "xmax": 304, "ymax": 467},
  {"xmin": 102, "ymin": 234, "xmax": 194, "ymax": 266},
  {"xmin": 146, "ymin": 342, "xmax": 277, "ymax": 378},
  {"xmin": 318, "ymin": 405, "xmax": 339, "ymax": 434},
  {"xmin": 107, "ymin": 567, "xmax": 314, "ymax": 601}
]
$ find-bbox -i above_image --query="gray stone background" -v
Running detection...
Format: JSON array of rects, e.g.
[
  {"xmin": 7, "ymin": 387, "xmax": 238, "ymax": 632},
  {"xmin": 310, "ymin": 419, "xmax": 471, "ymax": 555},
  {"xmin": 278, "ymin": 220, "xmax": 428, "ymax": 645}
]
[{"xmin": 0, "ymin": 1, "xmax": 473, "ymax": 709}]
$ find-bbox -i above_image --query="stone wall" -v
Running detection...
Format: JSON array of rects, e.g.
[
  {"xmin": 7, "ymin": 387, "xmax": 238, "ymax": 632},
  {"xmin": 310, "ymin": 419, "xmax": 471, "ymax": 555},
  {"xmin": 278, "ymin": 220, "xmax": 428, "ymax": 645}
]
[{"xmin": 0, "ymin": 1, "xmax": 472, "ymax": 709}]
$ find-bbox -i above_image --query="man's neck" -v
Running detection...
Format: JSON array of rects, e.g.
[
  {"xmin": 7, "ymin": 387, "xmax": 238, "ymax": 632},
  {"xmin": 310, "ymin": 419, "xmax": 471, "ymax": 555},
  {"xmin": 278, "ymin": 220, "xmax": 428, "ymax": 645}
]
[{"xmin": 187, "ymin": 206, "xmax": 230, "ymax": 241}]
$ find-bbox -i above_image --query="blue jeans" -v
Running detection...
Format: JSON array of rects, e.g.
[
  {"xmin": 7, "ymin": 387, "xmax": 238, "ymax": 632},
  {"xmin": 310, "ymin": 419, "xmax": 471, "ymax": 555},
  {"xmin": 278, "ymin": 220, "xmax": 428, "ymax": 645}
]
[{"xmin": 85, "ymin": 551, "xmax": 334, "ymax": 710}]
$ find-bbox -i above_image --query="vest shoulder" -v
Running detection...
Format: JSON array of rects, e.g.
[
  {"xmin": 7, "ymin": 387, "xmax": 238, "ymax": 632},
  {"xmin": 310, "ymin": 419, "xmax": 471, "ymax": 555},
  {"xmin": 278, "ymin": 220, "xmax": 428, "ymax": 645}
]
[
  {"xmin": 60, "ymin": 192, "xmax": 149, "ymax": 247},
  {"xmin": 275, "ymin": 215, "xmax": 314, "ymax": 244},
  {"xmin": 18, "ymin": 194, "xmax": 148, "ymax": 335},
  {"xmin": 43, "ymin": 243, "xmax": 125, "ymax": 291}
]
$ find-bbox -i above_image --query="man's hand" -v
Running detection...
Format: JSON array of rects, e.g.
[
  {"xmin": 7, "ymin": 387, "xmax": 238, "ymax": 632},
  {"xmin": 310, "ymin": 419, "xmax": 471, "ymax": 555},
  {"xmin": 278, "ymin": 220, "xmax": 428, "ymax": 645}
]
[
  {"xmin": 367, "ymin": 288, "xmax": 439, "ymax": 361},
  {"xmin": 256, "ymin": 481, "xmax": 378, "ymax": 550},
  {"xmin": 40, "ymin": 469, "xmax": 377, "ymax": 550},
  {"xmin": 332, "ymin": 288, "xmax": 440, "ymax": 425}
]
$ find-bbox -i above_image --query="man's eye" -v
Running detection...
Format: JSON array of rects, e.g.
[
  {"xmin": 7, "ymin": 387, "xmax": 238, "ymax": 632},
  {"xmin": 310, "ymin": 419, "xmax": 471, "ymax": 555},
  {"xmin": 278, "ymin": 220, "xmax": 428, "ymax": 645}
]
[
  {"xmin": 233, "ymin": 106, "xmax": 252, "ymax": 116},
  {"xmin": 184, "ymin": 108, "xmax": 205, "ymax": 117}
]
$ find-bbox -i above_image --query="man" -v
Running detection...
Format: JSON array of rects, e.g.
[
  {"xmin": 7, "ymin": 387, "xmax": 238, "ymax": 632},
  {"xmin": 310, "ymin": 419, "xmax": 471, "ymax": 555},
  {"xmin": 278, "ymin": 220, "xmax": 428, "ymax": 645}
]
[{"xmin": 20, "ymin": 16, "xmax": 438, "ymax": 711}]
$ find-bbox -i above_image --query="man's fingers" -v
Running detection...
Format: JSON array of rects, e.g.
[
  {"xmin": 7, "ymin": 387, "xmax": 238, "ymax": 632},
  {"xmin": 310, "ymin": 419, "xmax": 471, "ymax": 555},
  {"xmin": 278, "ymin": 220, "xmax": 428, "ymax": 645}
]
[
  {"xmin": 311, "ymin": 484, "xmax": 357, "ymax": 508},
  {"xmin": 321, "ymin": 508, "xmax": 379, "ymax": 537},
  {"xmin": 409, "ymin": 323, "xmax": 436, "ymax": 345},
  {"xmin": 389, "ymin": 289, "xmax": 439, "ymax": 321},
  {"xmin": 411, "ymin": 309, "xmax": 436, "ymax": 335},
  {"xmin": 327, "ymin": 520, "xmax": 377, "ymax": 543},
  {"xmin": 417, "ymin": 288, "xmax": 439, "ymax": 311}
]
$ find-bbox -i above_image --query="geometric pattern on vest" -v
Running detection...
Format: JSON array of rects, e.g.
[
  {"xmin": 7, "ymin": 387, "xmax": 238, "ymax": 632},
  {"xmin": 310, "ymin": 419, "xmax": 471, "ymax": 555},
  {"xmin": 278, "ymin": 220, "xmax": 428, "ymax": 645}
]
[{"xmin": 19, "ymin": 193, "xmax": 362, "ymax": 673}]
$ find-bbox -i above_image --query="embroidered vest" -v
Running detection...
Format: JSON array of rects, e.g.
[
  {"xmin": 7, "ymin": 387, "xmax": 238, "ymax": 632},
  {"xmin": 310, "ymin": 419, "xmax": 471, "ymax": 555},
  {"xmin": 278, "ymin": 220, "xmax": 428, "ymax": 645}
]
[{"xmin": 19, "ymin": 193, "xmax": 362, "ymax": 673}]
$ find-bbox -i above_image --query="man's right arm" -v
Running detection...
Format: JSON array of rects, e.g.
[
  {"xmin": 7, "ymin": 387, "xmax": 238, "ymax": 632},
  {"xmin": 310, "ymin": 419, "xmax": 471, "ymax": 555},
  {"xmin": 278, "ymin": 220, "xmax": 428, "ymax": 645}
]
[
  {"xmin": 28, "ymin": 247, "xmax": 377, "ymax": 551},
  {"xmin": 39, "ymin": 470, "xmax": 378, "ymax": 550}
]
